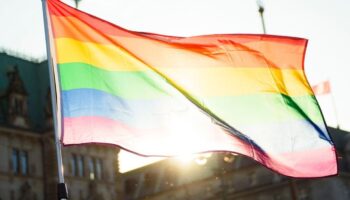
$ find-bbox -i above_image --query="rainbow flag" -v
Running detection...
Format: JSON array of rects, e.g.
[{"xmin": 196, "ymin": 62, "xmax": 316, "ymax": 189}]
[{"xmin": 47, "ymin": 0, "xmax": 337, "ymax": 177}]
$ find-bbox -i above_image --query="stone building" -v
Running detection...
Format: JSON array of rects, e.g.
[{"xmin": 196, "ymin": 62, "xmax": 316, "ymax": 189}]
[
  {"xmin": 120, "ymin": 127, "xmax": 350, "ymax": 200},
  {"xmin": 0, "ymin": 52, "xmax": 121, "ymax": 200}
]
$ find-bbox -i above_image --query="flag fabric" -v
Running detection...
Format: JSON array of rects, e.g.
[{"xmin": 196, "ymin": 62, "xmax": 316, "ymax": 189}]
[
  {"xmin": 46, "ymin": 0, "xmax": 337, "ymax": 177},
  {"xmin": 312, "ymin": 80, "xmax": 331, "ymax": 95}
]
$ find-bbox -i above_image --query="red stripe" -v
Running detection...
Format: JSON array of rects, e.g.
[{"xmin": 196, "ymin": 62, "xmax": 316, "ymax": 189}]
[
  {"xmin": 48, "ymin": 0, "xmax": 307, "ymax": 70},
  {"xmin": 48, "ymin": 0, "xmax": 306, "ymax": 45}
]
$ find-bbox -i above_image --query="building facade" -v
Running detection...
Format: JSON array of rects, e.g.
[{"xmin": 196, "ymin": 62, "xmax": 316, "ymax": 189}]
[{"xmin": 0, "ymin": 52, "xmax": 121, "ymax": 200}]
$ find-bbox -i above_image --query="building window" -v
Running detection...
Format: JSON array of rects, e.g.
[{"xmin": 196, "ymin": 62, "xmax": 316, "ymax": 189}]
[
  {"xmin": 71, "ymin": 154, "xmax": 84, "ymax": 177},
  {"xmin": 14, "ymin": 99, "xmax": 22, "ymax": 114},
  {"xmin": 19, "ymin": 151, "xmax": 28, "ymax": 175},
  {"xmin": 70, "ymin": 155, "xmax": 77, "ymax": 176},
  {"xmin": 88, "ymin": 157, "xmax": 103, "ymax": 180},
  {"xmin": 12, "ymin": 149, "xmax": 28, "ymax": 175},
  {"xmin": 88, "ymin": 157, "xmax": 95, "ymax": 180},
  {"xmin": 77, "ymin": 155, "xmax": 84, "ymax": 177},
  {"xmin": 95, "ymin": 158, "xmax": 102, "ymax": 180},
  {"xmin": 12, "ymin": 149, "xmax": 19, "ymax": 174}
]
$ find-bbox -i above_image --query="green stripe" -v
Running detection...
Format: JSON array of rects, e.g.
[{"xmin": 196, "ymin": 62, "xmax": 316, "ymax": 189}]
[
  {"xmin": 59, "ymin": 62, "xmax": 323, "ymax": 124},
  {"xmin": 59, "ymin": 62, "xmax": 175, "ymax": 99},
  {"xmin": 206, "ymin": 94, "xmax": 323, "ymax": 125}
]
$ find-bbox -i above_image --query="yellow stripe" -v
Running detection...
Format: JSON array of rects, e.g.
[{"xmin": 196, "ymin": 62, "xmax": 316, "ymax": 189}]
[
  {"xmin": 55, "ymin": 38, "xmax": 148, "ymax": 71},
  {"xmin": 161, "ymin": 68, "xmax": 312, "ymax": 96},
  {"xmin": 55, "ymin": 38, "xmax": 312, "ymax": 96}
]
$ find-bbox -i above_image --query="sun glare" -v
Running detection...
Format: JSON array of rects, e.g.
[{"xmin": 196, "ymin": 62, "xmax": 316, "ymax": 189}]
[
  {"xmin": 119, "ymin": 97, "xmax": 218, "ymax": 172},
  {"xmin": 174, "ymin": 154, "xmax": 197, "ymax": 165}
]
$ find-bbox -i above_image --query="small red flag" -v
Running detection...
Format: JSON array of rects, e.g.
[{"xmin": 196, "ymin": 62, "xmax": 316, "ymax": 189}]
[{"xmin": 312, "ymin": 80, "xmax": 331, "ymax": 95}]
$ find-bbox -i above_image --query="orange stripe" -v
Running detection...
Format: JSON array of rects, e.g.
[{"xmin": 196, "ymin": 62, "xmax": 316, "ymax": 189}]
[{"xmin": 51, "ymin": 15, "xmax": 306, "ymax": 70}]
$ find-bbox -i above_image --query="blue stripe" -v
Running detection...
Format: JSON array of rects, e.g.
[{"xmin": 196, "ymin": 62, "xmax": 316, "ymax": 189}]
[{"xmin": 62, "ymin": 88, "xmax": 190, "ymax": 128}]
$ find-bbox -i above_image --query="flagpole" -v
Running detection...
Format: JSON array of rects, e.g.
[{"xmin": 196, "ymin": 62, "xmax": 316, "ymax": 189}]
[
  {"xmin": 257, "ymin": 0, "xmax": 266, "ymax": 34},
  {"xmin": 40, "ymin": 0, "xmax": 68, "ymax": 199}
]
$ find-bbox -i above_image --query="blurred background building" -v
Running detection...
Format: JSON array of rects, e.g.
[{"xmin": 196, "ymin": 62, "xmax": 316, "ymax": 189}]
[
  {"xmin": 0, "ymin": 52, "xmax": 121, "ymax": 200},
  {"xmin": 1, "ymin": 52, "xmax": 350, "ymax": 200},
  {"xmin": 121, "ymin": 127, "xmax": 350, "ymax": 200}
]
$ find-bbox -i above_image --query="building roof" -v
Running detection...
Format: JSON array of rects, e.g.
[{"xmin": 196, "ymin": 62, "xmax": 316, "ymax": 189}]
[{"xmin": 0, "ymin": 52, "xmax": 49, "ymax": 131}]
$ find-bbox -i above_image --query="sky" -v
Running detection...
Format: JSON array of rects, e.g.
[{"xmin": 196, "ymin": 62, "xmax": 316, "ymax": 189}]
[{"xmin": 1, "ymin": 0, "xmax": 350, "ymax": 172}]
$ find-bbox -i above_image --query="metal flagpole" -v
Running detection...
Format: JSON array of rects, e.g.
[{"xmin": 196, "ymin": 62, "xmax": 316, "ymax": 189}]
[
  {"xmin": 40, "ymin": 0, "xmax": 69, "ymax": 199},
  {"xmin": 73, "ymin": 0, "xmax": 81, "ymax": 8},
  {"xmin": 257, "ymin": 0, "xmax": 267, "ymax": 34}
]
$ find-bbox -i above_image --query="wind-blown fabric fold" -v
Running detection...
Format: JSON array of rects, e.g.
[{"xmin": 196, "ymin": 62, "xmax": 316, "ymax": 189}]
[{"xmin": 47, "ymin": 0, "xmax": 337, "ymax": 177}]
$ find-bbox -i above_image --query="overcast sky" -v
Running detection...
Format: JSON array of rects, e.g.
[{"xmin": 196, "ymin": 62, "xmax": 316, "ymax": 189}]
[{"xmin": 1, "ymin": 0, "xmax": 350, "ymax": 172}]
